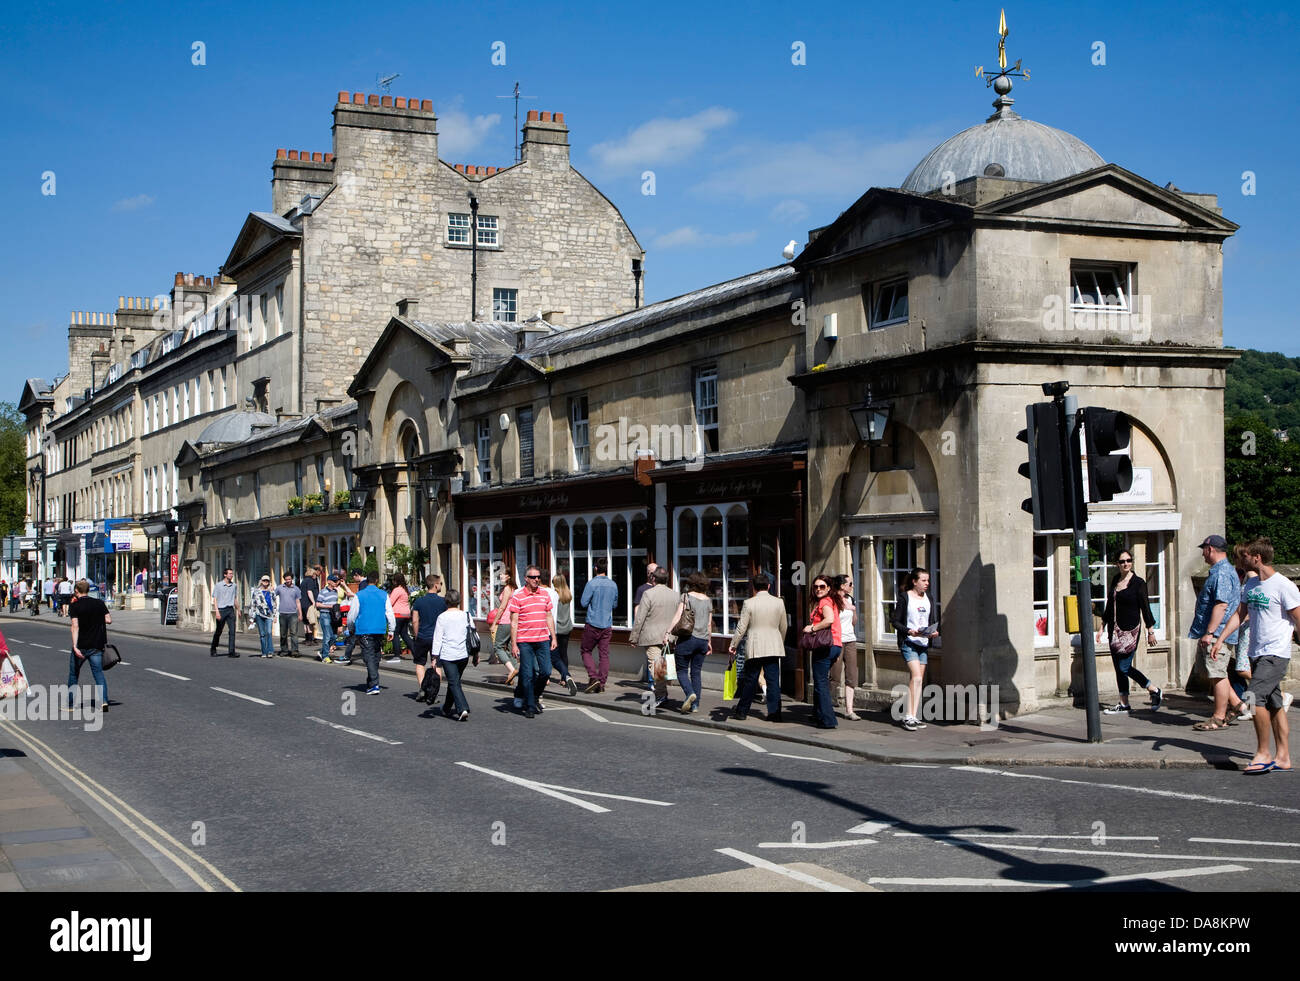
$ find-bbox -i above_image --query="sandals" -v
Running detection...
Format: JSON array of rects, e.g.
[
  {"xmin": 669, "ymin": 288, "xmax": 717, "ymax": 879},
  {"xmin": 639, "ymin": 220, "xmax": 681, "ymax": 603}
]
[
  {"xmin": 1192, "ymin": 717, "xmax": 1231, "ymax": 731},
  {"xmin": 505, "ymin": 668, "xmax": 519, "ymax": 687}
]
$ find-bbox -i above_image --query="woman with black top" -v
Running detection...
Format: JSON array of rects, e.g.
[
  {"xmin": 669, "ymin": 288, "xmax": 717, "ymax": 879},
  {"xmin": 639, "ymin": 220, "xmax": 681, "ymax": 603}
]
[{"xmin": 1100, "ymin": 549, "xmax": 1162, "ymax": 714}]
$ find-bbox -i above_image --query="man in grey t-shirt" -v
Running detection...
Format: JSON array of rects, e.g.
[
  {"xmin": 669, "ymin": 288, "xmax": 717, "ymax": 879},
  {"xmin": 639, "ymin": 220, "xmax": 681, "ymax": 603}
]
[
  {"xmin": 210, "ymin": 568, "xmax": 240, "ymax": 658},
  {"xmin": 1213, "ymin": 538, "xmax": 1299, "ymax": 773},
  {"xmin": 276, "ymin": 573, "xmax": 303, "ymax": 657}
]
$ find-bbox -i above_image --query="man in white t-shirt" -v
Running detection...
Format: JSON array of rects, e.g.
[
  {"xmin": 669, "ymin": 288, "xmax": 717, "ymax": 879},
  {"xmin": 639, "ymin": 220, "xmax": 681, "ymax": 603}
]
[{"xmin": 1213, "ymin": 538, "xmax": 1299, "ymax": 774}]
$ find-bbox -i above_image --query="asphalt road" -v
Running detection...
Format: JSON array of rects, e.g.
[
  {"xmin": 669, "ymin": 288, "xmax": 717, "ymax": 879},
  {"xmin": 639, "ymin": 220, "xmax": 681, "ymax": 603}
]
[{"xmin": 3, "ymin": 618, "xmax": 1298, "ymax": 893}]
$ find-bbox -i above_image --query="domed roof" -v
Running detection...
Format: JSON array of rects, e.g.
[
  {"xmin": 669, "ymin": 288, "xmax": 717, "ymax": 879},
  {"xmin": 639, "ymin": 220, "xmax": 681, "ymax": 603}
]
[
  {"xmin": 901, "ymin": 98, "xmax": 1103, "ymax": 195},
  {"xmin": 196, "ymin": 411, "xmax": 277, "ymax": 445}
]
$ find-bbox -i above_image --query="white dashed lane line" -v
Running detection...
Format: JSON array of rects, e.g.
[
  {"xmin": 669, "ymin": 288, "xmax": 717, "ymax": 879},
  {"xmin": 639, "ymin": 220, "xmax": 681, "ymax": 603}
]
[
  {"xmin": 210, "ymin": 686, "xmax": 274, "ymax": 706},
  {"xmin": 145, "ymin": 668, "xmax": 191, "ymax": 681},
  {"xmin": 307, "ymin": 716, "xmax": 402, "ymax": 745}
]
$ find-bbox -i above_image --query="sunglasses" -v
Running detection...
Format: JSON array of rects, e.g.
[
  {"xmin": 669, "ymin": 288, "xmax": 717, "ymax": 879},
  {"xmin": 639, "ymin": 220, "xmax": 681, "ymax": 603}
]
[
  {"xmin": 814, "ymin": 583, "xmax": 829, "ymax": 590},
  {"xmin": 1118, "ymin": 559, "xmax": 1133, "ymax": 564}
]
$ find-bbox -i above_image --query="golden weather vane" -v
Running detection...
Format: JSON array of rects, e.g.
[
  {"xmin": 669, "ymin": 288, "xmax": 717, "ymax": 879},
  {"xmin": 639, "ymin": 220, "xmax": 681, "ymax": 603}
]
[{"xmin": 975, "ymin": 9, "xmax": 1030, "ymax": 84}]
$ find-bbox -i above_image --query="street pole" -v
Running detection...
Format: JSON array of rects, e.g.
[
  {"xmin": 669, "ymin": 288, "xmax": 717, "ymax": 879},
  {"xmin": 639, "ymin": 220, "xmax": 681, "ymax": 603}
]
[
  {"xmin": 469, "ymin": 193, "xmax": 479, "ymax": 321},
  {"xmin": 1062, "ymin": 392, "xmax": 1102, "ymax": 742}
]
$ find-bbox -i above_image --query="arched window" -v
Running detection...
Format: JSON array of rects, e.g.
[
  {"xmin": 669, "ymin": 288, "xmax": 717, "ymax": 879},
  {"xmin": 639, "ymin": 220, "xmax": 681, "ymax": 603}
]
[{"xmin": 672, "ymin": 502, "xmax": 750, "ymax": 634}]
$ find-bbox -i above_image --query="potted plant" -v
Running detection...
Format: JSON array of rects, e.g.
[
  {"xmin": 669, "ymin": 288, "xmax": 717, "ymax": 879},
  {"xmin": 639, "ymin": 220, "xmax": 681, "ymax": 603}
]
[
  {"xmin": 333, "ymin": 488, "xmax": 351, "ymax": 510},
  {"xmin": 287, "ymin": 496, "xmax": 303, "ymax": 515},
  {"xmin": 303, "ymin": 492, "xmax": 324, "ymax": 513}
]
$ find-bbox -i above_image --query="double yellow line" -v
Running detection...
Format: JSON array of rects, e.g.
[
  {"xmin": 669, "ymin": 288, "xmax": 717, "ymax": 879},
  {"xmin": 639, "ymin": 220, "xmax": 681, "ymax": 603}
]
[{"xmin": 0, "ymin": 720, "xmax": 240, "ymax": 892}]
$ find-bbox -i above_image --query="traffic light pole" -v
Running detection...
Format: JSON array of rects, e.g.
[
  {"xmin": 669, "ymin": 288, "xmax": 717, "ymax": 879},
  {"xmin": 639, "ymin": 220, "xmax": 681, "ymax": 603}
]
[{"xmin": 1061, "ymin": 392, "xmax": 1102, "ymax": 743}]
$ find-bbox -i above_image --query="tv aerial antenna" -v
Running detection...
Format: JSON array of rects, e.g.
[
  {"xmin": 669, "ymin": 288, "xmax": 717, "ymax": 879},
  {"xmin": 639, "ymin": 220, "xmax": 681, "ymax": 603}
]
[
  {"xmin": 377, "ymin": 72, "xmax": 401, "ymax": 93},
  {"xmin": 496, "ymin": 81, "xmax": 537, "ymax": 164}
]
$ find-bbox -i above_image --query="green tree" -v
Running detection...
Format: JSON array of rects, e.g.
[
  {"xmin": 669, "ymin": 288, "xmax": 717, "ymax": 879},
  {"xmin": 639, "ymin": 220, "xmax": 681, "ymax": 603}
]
[
  {"xmin": 1225, "ymin": 412, "xmax": 1300, "ymax": 562},
  {"xmin": 0, "ymin": 402, "xmax": 27, "ymax": 536}
]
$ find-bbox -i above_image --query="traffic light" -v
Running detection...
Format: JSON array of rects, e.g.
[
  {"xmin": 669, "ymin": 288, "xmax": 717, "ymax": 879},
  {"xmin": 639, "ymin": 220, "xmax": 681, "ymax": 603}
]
[
  {"xmin": 1081, "ymin": 407, "xmax": 1133, "ymax": 503},
  {"xmin": 1017, "ymin": 401, "xmax": 1072, "ymax": 531}
]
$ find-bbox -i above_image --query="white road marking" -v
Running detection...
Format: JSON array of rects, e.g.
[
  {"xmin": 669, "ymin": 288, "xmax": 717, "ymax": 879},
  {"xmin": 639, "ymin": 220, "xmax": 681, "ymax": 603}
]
[
  {"xmin": 575, "ymin": 706, "xmax": 609, "ymax": 723},
  {"xmin": 758, "ymin": 839, "xmax": 877, "ymax": 849},
  {"xmin": 868, "ymin": 865, "xmax": 1248, "ymax": 889},
  {"xmin": 716, "ymin": 848, "xmax": 852, "ymax": 892},
  {"xmin": 307, "ymin": 716, "xmax": 402, "ymax": 745},
  {"xmin": 892, "ymin": 832, "xmax": 1159, "ymax": 842},
  {"xmin": 1189, "ymin": 837, "xmax": 1300, "ymax": 848},
  {"xmin": 28, "ymin": 643, "xmax": 51, "ymax": 649},
  {"xmin": 893, "ymin": 763, "xmax": 939, "ymax": 768},
  {"xmin": 848, "ymin": 821, "xmax": 896, "ymax": 836},
  {"xmin": 455, "ymin": 762, "xmax": 674, "ymax": 814},
  {"xmin": 5, "ymin": 638, "xmax": 22, "ymax": 644},
  {"xmin": 728, "ymin": 733, "xmax": 768, "ymax": 753},
  {"xmin": 952, "ymin": 764, "xmax": 1300, "ymax": 816},
  {"xmin": 210, "ymin": 686, "xmax": 274, "ymax": 706},
  {"xmin": 769, "ymin": 752, "xmax": 839, "ymax": 763},
  {"xmin": 146, "ymin": 668, "xmax": 191, "ymax": 681},
  {"xmin": 991, "ymin": 843, "xmax": 1300, "ymax": 865}
]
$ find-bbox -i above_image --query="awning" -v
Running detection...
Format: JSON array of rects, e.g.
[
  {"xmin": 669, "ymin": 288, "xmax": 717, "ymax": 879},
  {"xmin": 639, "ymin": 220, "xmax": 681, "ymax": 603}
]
[{"xmin": 142, "ymin": 521, "xmax": 171, "ymax": 537}]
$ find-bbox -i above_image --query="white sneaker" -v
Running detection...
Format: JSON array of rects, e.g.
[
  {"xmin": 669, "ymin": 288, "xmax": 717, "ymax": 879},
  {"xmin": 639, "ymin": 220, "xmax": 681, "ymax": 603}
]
[{"xmin": 1283, "ymin": 692, "xmax": 1294, "ymax": 714}]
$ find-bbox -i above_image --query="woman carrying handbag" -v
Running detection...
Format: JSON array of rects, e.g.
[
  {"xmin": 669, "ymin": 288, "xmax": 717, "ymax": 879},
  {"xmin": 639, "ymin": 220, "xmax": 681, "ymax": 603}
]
[
  {"xmin": 801, "ymin": 574, "xmax": 842, "ymax": 729},
  {"xmin": 1100, "ymin": 549, "xmax": 1161, "ymax": 715}
]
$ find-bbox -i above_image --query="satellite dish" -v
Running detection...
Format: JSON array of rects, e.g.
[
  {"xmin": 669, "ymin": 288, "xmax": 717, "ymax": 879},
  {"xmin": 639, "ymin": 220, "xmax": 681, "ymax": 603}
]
[{"xmin": 782, "ymin": 240, "xmax": 797, "ymax": 260}]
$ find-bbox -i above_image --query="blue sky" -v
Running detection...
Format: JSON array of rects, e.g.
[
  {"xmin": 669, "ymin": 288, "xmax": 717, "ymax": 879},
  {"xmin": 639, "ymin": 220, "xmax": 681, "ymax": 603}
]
[{"xmin": 2, "ymin": 0, "xmax": 1296, "ymax": 404}]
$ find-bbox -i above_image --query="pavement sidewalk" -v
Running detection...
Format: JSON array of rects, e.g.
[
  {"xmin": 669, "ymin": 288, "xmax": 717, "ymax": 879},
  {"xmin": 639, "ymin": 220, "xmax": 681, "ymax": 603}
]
[{"xmin": 4, "ymin": 607, "xmax": 1283, "ymax": 771}]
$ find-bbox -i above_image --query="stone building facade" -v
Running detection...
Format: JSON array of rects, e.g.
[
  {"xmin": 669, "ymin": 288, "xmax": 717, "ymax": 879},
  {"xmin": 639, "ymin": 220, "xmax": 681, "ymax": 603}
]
[{"xmin": 19, "ymin": 89, "xmax": 644, "ymax": 621}]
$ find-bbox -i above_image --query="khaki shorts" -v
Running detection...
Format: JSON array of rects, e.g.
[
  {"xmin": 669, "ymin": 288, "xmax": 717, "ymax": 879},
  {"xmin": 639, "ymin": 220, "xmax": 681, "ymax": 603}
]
[{"xmin": 1198, "ymin": 640, "xmax": 1235, "ymax": 680}]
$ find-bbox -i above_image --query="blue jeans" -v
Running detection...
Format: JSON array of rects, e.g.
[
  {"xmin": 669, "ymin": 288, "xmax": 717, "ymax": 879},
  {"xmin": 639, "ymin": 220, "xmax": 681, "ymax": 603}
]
[
  {"xmin": 1110, "ymin": 650, "xmax": 1151, "ymax": 698},
  {"xmin": 441, "ymin": 657, "xmax": 469, "ymax": 716},
  {"xmin": 318, "ymin": 611, "xmax": 335, "ymax": 659},
  {"xmin": 673, "ymin": 636, "xmax": 709, "ymax": 706},
  {"xmin": 516, "ymin": 640, "xmax": 551, "ymax": 711},
  {"xmin": 737, "ymin": 658, "xmax": 782, "ymax": 717},
  {"xmin": 255, "ymin": 616, "xmax": 274, "ymax": 656},
  {"xmin": 550, "ymin": 632, "xmax": 571, "ymax": 681},
  {"xmin": 811, "ymin": 645, "xmax": 840, "ymax": 728},
  {"xmin": 67, "ymin": 648, "xmax": 107, "ymax": 707}
]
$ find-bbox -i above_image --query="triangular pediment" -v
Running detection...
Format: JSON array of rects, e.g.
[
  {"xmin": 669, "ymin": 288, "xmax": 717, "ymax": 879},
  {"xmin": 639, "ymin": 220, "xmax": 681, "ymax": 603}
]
[
  {"xmin": 347, "ymin": 317, "xmax": 453, "ymax": 397},
  {"xmin": 979, "ymin": 165, "xmax": 1238, "ymax": 233},
  {"xmin": 487, "ymin": 354, "xmax": 546, "ymax": 388},
  {"xmin": 18, "ymin": 379, "xmax": 53, "ymax": 415},
  {"xmin": 222, "ymin": 213, "xmax": 301, "ymax": 277},
  {"xmin": 795, "ymin": 188, "xmax": 972, "ymax": 267},
  {"xmin": 175, "ymin": 440, "xmax": 202, "ymax": 467}
]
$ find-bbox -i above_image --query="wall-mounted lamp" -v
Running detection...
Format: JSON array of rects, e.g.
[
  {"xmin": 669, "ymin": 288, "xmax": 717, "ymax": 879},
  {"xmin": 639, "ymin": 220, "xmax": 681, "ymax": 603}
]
[
  {"xmin": 849, "ymin": 387, "xmax": 892, "ymax": 445},
  {"xmin": 823, "ymin": 312, "xmax": 838, "ymax": 344},
  {"xmin": 499, "ymin": 412, "xmax": 510, "ymax": 432}
]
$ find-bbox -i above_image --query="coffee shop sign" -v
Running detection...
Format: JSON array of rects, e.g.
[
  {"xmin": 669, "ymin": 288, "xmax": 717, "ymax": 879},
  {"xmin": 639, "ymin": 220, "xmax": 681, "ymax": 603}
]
[
  {"xmin": 517, "ymin": 492, "xmax": 570, "ymax": 512},
  {"xmin": 693, "ymin": 478, "xmax": 764, "ymax": 498}
]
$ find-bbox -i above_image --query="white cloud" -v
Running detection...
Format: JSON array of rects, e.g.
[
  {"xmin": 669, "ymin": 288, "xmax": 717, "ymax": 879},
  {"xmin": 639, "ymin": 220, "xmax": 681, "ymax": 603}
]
[
  {"xmin": 437, "ymin": 103, "xmax": 502, "ymax": 161},
  {"xmin": 692, "ymin": 129, "xmax": 941, "ymax": 201},
  {"xmin": 590, "ymin": 107, "xmax": 737, "ymax": 172},
  {"xmin": 770, "ymin": 199, "xmax": 810, "ymax": 224},
  {"xmin": 653, "ymin": 226, "xmax": 758, "ymax": 250},
  {"xmin": 111, "ymin": 194, "xmax": 155, "ymax": 212}
]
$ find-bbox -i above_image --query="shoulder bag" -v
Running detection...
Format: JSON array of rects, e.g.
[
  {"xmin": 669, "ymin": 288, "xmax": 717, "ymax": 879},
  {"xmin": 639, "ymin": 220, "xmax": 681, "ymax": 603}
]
[
  {"xmin": 465, "ymin": 611, "xmax": 481, "ymax": 661},
  {"xmin": 671, "ymin": 597, "xmax": 696, "ymax": 639}
]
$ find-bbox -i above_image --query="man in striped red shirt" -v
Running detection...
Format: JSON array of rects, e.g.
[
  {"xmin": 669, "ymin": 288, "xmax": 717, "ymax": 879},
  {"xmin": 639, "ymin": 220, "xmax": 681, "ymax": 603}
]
[{"xmin": 509, "ymin": 566, "xmax": 556, "ymax": 719}]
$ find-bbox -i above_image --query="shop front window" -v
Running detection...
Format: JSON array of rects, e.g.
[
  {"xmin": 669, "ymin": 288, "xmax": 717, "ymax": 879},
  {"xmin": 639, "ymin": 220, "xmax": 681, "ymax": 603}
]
[
  {"xmin": 672, "ymin": 502, "xmax": 750, "ymax": 634},
  {"xmin": 551, "ymin": 510, "xmax": 647, "ymax": 628},
  {"xmin": 463, "ymin": 522, "xmax": 501, "ymax": 618}
]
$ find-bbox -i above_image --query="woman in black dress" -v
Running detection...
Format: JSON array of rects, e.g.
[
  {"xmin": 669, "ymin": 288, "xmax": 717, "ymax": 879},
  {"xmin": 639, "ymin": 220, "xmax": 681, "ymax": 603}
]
[{"xmin": 1100, "ymin": 549, "xmax": 1161, "ymax": 714}]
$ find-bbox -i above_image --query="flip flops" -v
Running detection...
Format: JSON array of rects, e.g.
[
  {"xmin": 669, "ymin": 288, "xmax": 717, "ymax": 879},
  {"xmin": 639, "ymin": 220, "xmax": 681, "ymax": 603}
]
[{"xmin": 1243, "ymin": 761, "xmax": 1292, "ymax": 774}]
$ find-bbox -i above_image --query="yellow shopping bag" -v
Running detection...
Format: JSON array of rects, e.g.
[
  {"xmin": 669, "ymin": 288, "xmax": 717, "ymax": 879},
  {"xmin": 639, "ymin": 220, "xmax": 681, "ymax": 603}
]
[{"xmin": 723, "ymin": 658, "xmax": 738, "ymax": 700}]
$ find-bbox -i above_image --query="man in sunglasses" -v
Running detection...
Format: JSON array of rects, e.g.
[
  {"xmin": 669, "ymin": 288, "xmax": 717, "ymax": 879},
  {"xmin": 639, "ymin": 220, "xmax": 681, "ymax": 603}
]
[{"xmin": 508, "ymin": 566, "xmax": 556, "ymax": 719}]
